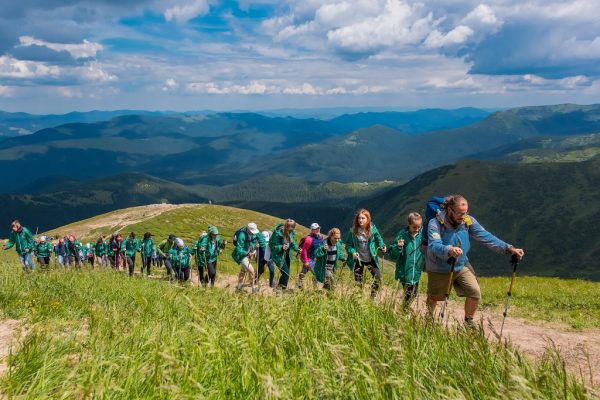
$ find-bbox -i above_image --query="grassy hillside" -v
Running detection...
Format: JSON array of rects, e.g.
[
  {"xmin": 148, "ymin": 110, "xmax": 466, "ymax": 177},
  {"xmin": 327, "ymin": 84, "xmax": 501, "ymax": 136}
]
[
  {"xmin": 0, "ymin": 267, "xmax": 592, "ymax": 398},
  {"xmin": 359, "ymin": 159, "xmax": 600, "ymax": 280}
]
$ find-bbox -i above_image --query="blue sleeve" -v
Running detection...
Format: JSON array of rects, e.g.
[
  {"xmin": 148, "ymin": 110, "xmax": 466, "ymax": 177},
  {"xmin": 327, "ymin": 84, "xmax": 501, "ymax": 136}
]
[
  {"xmin": 468, "ymin": 217, "xmax": 510, "ymax": 254},
  {"xmin": 427, "ymin": 219, "xmax": 450, "ymax": 260}
]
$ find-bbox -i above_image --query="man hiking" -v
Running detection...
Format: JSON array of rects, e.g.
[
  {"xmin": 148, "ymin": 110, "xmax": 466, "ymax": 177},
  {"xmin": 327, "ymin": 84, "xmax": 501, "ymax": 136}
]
[
  {"xmin": 139, "ymin": 232, "xmax": 155, "ymax": 276},
  {"xmin": 169, "ymin": 238, "xmax": 192, "ymax": 282},
  {"xmin": 34, "ymin": 235, "xmax": 53, "ymax": 267},
  {"xmin": 297, "ymin": 222, "xmax": 326, "ymax": 289},
  {"xmin": 426, "ymin": 194, "xmax": 524, "ymax": 328},
  {"xmin": 388, "ymin": 212, "xmax": 424, "ymax": 308},
  {"xmin": 270, "ymin": 219, "xmax": 299, "ymax": 290},
  {"xmin": 3, "ymin": 220, "xmax": 34, "ymax": 271},
  {"xmin": 232, "ymin": 223, "xmax": 263, "ymax": 293},
  {"xmin": 93, "ymin": 236, "xmax": 108, "ymax": 268},
  {"xmin": 195, "ymin": 226, "xmax": 226, "ymax": 287},
  {"xmin": 54, "ymin": 237, "xmax": 67, "ymax": 267},
  {"xmin": 156, "ymin": 234, "xmax": 176, "ymax": 279},
  {"xmin": 122, "ymin": 232, "xmax": 140, "ymax": 276},
  {"xmin": 66, "ymin": 234, "xmax": 83, "ymax": 268}
]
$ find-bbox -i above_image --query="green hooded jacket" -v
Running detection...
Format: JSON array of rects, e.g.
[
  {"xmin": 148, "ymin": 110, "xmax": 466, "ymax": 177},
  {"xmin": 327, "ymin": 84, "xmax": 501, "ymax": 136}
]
[
  {"xmin": 388, "ymin": 228, "xmax": 424, "ymax": 285},
  {"xmin": 121, "ymin": 238, "xmax": 140, "ymax": 257},
  {"xmin": 94, "ymin": 242, "xmax": 108, "ymax": 256},
  {"xmin": 157, "ymin": 239, "xmax": 174, "ymax": 258},
  {"xmin": 268, "ymin": 224, "xmax": 299, "ymax": 268},
  {"xmin": 232, "ymin": 229, "xmax": 263, "ymax": 264},
  {"xmin": 195, "ymin": 235, "xmax": 225, "ymax": 266},
  {"xmin": 66, "ymin": 239, "xmax": 83, "ymax": 257},
  {"xmin": 5, "ymin": 227, "xmax": 34, "ymax": 255},
  {"xmin": 139, "ymin": 238, "xmax": 155, "ymax": 258},
  {"xmin": 313, "ymin": 239, "xmax": 347, "ymax": 283},
  {"xmin": 34, "ymin": 242, "xmax": 53, "ymax": 258},
  {"xmin": 169, "ymin": 246, "xmax": 192, "ymax": 269},
  {"xmin": 343, "ymin": 224, "xmax": 385, "ymax": 269}
]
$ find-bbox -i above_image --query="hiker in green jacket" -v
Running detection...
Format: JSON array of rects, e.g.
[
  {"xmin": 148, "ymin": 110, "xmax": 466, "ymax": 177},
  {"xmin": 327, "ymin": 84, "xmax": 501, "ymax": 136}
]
[
  {"xmin": 168, "ymin": 238, "xmax": 192, "ymax": 282},
  {"xmin": 270, "ymin": 219, "xmax": 299, "ymax": 290},
  {"xmin": 34, "ymin": 235, "xmax": 53, "ymax": 267},
  {"xmin": 139, "ymin": 232, "xmax": 155, "ymax": 276},
  {"xmin": 93, "ymin": 236, "xmax": 108, "ymax": 268},
  {"xmin": 3, "ymin": 220, "xmax": 34, "ymax": 271},
  {"xmin": 232, "ymin": 223, "xmax": 263, "ymax": 293},
  {"xmin": 313, "ymin": 228, "xmax": 346, "ymax": 290},
  {"xmin": 388, "ymin": 212, "xmax": 424, "ymax": 307},
  {"xmin": 122, "ymin": 232, "xmax": 140, "ymax": 276},
  {"xmin": 194, "ymin": 226, "xmax": 227, "ymax": 287},
  {"xmin": 66, "ymin": 234, "xmax": 83, "ymax": 268},
  {"xmin": 344, "ymin": 209, "xmax": 386, "ymax": 299},
  {"xmin": 108, "ymin": 233, "xmax": 124, "ymax": 270},
  {"xmin": 156, "ymin": 234, "xmax": 176, "ymax": 279}
]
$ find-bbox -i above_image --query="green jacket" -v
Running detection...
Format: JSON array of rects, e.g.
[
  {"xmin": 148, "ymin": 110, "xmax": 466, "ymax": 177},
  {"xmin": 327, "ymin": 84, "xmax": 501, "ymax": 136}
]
[
  {"xmin": 232, "ymin": 229, "xmax": 264, "ymax": 264},
  {"xmin": 139, "ymin": 239, "xmax": 155, "ymax": 258},
  {"xmin": 34, "ymin": 242, "xmax": 53, "ymax": 258},
  {"xmin": 343, "ymin": 224, "xmax": 385, "ymax": 269},
  {"xmin": 194, "ymin": 235, "xmax": 225, "ymax": 266},
  {"xmin": 94, "ymin": 242, "xmax": 108, "ymax": 256},
  {"xmin": 66, "ymin": 239, "xmax": 83, "ymax": 257},
  {"xmin": 121, "ymin": 238, "xmax": 140, "ymax": 257},
  {"xmin": 157, "ymin": 239, "xmax": 174, "ymax": 258},
  {"xmin": 107, "ymin": 239, "xmax": 123, "ymax": 257},
  {"xmin": 5, "ymin": 227, "xmax": 34, "ymax": 255},
  {"xmin": 388, "ymin": 228, "xmax": 424, "ymax": 285},
  {"xmin": 169, "ymin": 247, "xmax": 192, "ymax": 269},
  {"xmin": 313, "ymin": 240, "xmax": 346, "ymax": 283},
  {"xmin": 269, "ymin": 224, "xmax": 299, "ymax": 268}
]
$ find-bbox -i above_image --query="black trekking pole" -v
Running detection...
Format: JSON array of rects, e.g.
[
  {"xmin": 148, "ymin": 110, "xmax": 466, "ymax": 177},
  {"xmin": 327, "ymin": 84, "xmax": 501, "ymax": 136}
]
[
  {"xmin": 440, "ymin": 240, "xmax": 461, "ymax": 321},
  {"xmin": 499, "ymin": 254, "xmax": 519, "ymax": 341}
]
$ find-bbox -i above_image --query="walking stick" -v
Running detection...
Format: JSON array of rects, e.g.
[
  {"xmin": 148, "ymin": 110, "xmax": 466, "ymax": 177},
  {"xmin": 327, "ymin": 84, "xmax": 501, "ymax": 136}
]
[
  {"xmin": 440, "ymin": 239, "xmax": 461, "ymax": 321},
  {"xmin": 499, "ymin": 254, "xmax": 519, "ymax": 340}
]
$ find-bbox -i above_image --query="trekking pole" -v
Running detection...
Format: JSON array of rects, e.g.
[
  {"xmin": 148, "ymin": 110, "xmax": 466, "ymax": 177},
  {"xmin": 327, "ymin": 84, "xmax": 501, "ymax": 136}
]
[
  {"xmin": 439, "ymin": 240, "xmax": 461, "ymax": 321},
  {"xmin": 202, "ymin": 250, "xmax": 209, "ymax": 287},
  {"xmin": 499, "ymin": 254, "xmax": 519, "ymax": 341}
]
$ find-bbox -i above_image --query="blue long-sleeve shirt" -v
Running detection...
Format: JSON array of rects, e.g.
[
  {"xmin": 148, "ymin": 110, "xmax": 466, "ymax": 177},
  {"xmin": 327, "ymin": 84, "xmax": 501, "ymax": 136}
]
[{"xmin": 426, "ymin": 211, "xmax": 511, "ymax": 273}]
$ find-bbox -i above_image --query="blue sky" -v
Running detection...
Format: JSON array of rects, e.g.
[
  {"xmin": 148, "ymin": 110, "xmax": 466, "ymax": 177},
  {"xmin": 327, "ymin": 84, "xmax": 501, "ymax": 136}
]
[{"xmin": 1, "ymin": 0, "xmax": 599, "ymax": 113}]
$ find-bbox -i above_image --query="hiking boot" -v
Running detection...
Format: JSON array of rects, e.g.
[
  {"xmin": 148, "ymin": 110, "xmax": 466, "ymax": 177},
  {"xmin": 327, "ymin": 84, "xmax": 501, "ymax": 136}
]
[
  {"xmin": 464, "ymin": 317, "xmax": 475, "ymax": 330},
  {"xmin": 235, "ymin": 284, "xmax": 244, "ymax": 292}
]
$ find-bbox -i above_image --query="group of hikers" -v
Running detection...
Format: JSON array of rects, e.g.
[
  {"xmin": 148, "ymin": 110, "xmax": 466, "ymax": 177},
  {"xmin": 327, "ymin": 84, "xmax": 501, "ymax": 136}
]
[{"xmin": 2, "ymin": 195, "xmax": 524, "ymax": 326}]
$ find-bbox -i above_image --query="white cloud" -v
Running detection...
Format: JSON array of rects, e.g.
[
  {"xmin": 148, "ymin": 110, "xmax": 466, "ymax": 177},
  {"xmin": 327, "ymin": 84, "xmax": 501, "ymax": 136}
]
[
  {"xmin": 187, "ymin": 81, "xmax": 277, "ymax": 95},
  {"xmin": 164, "ymin": 0, "xmax": 211, "ymax": 23},
  {"xmin": 8, "ymin": 127, "xmax": 32, "ymax": 135},
  {"xmin": 0, "ymin": 55, "xmax": 60, "ymax": 79},
  {"xmin": 424, "ymin": 25, "xmax": 473, "ymax": 48},
  {"xmin": 80, "ymin": 62, "xmax": 118, "ymax": 83},
  {"xmin": 18, "ymin": 36, "xmax": 104, "ymax": 59},
  {"xmin": 162, "ymin": 78, "xmax": 179, "ymax": 92}
]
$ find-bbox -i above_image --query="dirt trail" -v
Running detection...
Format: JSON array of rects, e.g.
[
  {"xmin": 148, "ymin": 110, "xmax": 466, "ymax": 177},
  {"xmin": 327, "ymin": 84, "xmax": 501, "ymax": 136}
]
[{"xmin": 0, "ymin": 320, "xmax": 20, "ymax": 377}]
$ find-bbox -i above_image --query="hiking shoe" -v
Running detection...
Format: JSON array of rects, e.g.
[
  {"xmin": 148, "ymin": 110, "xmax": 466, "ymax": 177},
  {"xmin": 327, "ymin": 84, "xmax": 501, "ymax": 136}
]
[
  {"xmin": 464, "ymin": 317, "xmax": 475, "ymax": 330},
  {"xmin": 252, "ymin": 287, "xmax": 258, "ymax": 294}
]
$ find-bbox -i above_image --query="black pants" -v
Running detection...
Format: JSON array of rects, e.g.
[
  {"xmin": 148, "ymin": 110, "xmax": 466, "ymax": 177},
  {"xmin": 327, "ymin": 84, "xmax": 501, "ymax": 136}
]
[
  {"xmin": 176, "ymin": 267, "xmax": 190, "ymax": 281},
  {"xmin": 403, "ymin": 283, "xmax": 419, "ymax": 305},
  {"xmin": 126, "ymin": 255, "xmax": 136, "ymax": 276},
  {"xmin": 37, "ymin": 256, "xmax": 50, "ymax": 266},
  {"xmin": 198, "ymin": 261, "xmax": 217, "ymax": 286},
  {"xmin": 141, "ymin": 256, "xmax": 152, "ymax": 275},
  {"xmin": 354, "ymin": 258, "xmax": 382, "ymax": 298},
  {"xmin": 258, "ymin": 258, "xmax": 275, "ymax": 287}
]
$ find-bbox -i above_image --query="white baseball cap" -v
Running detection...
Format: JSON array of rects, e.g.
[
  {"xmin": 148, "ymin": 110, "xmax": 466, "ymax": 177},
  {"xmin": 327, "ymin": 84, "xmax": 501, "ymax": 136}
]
[
  {"xmin": 310, "ymin": 223, "xmax": 320, "ymax": 230},
  {"xmin": 175, "ymin": 238, "xmax": 184, "ymax": 247},
  {"xmin": 247, "ymin": 223, "xmax": 259, "ymax": 234}
]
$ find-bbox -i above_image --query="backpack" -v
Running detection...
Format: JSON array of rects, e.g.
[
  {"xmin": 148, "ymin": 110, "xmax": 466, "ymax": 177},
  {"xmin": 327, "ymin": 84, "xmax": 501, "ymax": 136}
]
[
  {"xmin": 232, "ymin": 228, "xmax": 245, "ymax": 246},
  {"xmin": 296, "ymin": 234, "xmax": 325, "ymax": 259},
  {"xmin": 422, "ymin": 196, "xmax": 472, "ymax": 247}
]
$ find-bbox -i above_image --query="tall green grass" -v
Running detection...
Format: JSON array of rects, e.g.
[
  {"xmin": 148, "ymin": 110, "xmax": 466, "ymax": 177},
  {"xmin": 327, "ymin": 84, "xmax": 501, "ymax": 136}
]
[{"xmin": 0, "ymin": 263, "xmax": 591, "ymax": 399}]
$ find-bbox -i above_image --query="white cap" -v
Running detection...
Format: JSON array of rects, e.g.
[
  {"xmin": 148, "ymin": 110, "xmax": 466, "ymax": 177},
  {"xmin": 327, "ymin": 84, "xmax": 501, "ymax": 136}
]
[
  {"xmin": 175, "ymin": 238, "xmax": 184, "ymax": 247},
  {"xmin": 261, "ymin": 230, "xmax": 271, "ymax": 241},
  {"xmin": 40, "ymin": 235, "xmax": 47, "ymax": 242},
  {"xmin": 310, "ymin": 223, "xmax": 320, "ymax": 230},
  {"xmin": 247, "ymin": 223, "xmax": 259, "ymax": 234}
]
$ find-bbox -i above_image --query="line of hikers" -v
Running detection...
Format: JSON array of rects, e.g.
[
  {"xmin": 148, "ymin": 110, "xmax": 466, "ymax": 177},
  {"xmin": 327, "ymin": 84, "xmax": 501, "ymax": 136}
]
[{"xmin": 3, "ymin": 195, "xmax": 524, "ymax": 325}]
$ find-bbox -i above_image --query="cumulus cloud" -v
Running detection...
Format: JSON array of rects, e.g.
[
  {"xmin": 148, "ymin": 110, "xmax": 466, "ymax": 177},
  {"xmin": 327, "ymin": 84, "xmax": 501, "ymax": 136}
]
[
  {"xmin": 162, "ymin": 78, "xmax": 179, "ymax": 92},
  {"xmin": 0, "ymin": 85, "xmax": 15, "ymax": 96},
  {"xmin": 18, "ymin": 36, "xmax": 103, "ymax": 59},
  {"xmin": 163, "ymin": 0, "xmax": 211, "ymax": 23},
  {"xmin": 0, "ymin": 55, "xmax": 60, "ymax": 79},
  {"xmin": 187, "ymin": 81, "xmax": 276, "ymax": 95}
]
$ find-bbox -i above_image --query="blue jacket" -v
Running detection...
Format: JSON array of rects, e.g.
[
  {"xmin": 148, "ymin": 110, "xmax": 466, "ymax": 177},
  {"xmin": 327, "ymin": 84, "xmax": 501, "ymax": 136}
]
[{"xmin": 426, "ymin": 211, "xmax": 511, "ymax": 273}]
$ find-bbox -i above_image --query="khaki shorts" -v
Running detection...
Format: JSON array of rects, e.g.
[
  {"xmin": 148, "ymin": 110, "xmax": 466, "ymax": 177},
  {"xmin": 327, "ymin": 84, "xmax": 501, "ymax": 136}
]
[
  {"xmin": 240, "ymin": 257, "xmax": 253, "ymax": 271},
  {"xmin": 427, "ymin": 263, "xmax": 481, "ymax": 299}
]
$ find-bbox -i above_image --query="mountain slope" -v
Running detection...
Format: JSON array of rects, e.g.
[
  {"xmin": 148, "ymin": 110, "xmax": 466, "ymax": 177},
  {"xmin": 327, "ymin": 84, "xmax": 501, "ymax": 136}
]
[{"xmin": 358, "ymin": 159, "xmax": 600, "ymax": 280}]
